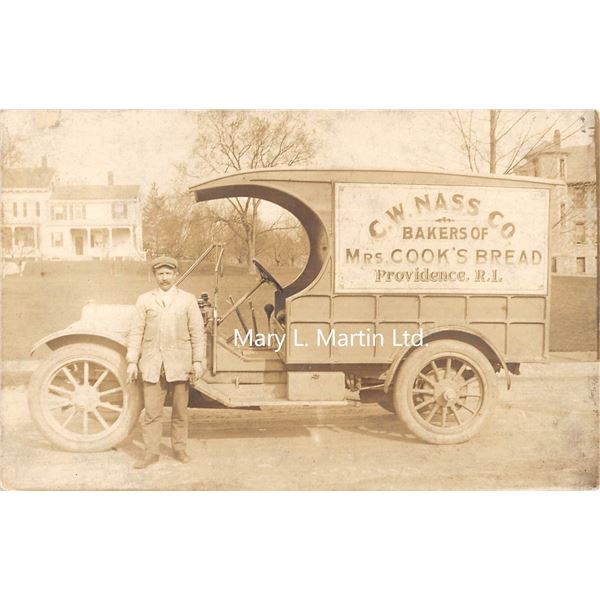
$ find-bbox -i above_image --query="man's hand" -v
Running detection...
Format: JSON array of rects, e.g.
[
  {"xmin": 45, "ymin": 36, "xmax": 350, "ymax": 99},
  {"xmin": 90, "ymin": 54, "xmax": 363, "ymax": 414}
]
[
  {"xmin": 127, "ymin": 363, "xmax": 138, "ymax": 384},
  {"xmin": 191, "ymin": 362, "xmax": 205, "ymax": 382}
]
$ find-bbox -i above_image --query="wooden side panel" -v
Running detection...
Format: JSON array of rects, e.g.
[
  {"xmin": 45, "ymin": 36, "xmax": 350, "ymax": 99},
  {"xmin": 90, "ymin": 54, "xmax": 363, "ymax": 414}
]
[{"xmin": 287, "ymin": 288, "xmax": 547, "ymax": 363}]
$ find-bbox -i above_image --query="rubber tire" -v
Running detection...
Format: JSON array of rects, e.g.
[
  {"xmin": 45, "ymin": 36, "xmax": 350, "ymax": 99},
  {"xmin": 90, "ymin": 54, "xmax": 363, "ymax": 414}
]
[
  {"xmin": 28, "ymin": 343, "xmax": 143, "ymax": 452},
  {"xmin": 393, "ymin": 340, "xmax": 497, "ymax": 445}
]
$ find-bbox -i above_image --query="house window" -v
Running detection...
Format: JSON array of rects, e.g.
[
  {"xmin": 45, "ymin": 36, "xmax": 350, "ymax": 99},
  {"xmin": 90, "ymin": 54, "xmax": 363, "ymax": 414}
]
[
  {"xmin": 51, "ymin": 205, "xmax": 67, "ymax": 220},
  {"xmin": 51, "ymin": 232, "xmax": 64, "ymax": 247},
  {"xmin": 573, "ymin": 187, "xmax": 586, "ymax": 208},
  {"xmin": 13, "ymin": 202, "xmax": 17, "ymax": 217},
  {"xmin": 72, "ymin": 204, "xmax": 86, "ymax": 220},
  {"xmin": 575, "ymin": 222, "xmax": 586, "ymax": 244},
  {"xmin": 91, "ymin": 231, "xmax": 106, "ymax": 248},
  {"xmin": 551, "ymin": 257, "xmax": 557, "ymax": 273},
  {"xmin": 2, "ymin": 227, "xmax": 12, "ymax": 250},
  {"xmin": 36, "ymin": 202, "xmax": 40, "ymax": 217},
  {"xmin": 559, "ymin": 204, "xmax": 566, "ymax": 228},
  {"xmin": 14, "ymin": 227, "xmax": 34, "ymax": 247},
  {"xmin": 23, "ymin": 202, "xmax": 28, "ymax": 217},
  {"xmin": 112, "ymin": 202, "xmax": 127, "ymax": 219},
  {"xmin": 559, "ymin": 158, "xmax": 566, "ymax": 178},
  {"xmin": 576, "ymin": 257, "xmax": 585, "ymax": 273}
]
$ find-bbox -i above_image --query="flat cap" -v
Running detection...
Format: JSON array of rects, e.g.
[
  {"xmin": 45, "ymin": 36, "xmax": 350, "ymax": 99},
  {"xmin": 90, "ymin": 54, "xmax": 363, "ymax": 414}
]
[{"xmin": 151, "ymin": 255, "xmax": 178, "ymax": 270}]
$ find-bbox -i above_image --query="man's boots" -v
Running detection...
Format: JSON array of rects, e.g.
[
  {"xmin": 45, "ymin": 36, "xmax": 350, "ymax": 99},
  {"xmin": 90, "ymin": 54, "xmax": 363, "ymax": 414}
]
[
  {"xmin": 174, "ymin": 451, "xmax": 190, "ymax": 463},
  {"xmin": 134, "ymin": 454, "xmax": 159, "ymax": 469}
]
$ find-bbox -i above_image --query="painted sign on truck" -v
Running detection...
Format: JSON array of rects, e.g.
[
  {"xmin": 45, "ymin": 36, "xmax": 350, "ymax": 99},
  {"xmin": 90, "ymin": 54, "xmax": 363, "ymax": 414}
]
[{"xmin": 335, "ymin": 183, "xmax": 550, "ymax": 294}]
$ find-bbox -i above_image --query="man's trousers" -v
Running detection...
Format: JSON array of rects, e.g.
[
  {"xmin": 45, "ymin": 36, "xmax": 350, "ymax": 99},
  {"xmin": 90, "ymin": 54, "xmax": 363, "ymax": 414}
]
[{"xmin": 141, "ymin": 376, "xmax": 189, "ymax": 455}]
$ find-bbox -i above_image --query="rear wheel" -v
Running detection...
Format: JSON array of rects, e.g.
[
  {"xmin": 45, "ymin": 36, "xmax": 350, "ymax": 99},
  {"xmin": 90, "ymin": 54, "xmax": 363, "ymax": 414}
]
[
  {"xmin": 393, "ymin": 340, "xmax": 497, "ymax": 444},
  {"xmin": 28, "ymin": 344, "xmax": 142, "ymax": 452}
]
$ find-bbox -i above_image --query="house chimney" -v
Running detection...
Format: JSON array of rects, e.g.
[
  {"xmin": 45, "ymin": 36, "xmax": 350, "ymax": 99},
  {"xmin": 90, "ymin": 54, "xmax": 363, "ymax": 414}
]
[
  {"xmin": 41, "ymin": 155, "xmax": 48, "ymax": 169},
  {"xmin": 553, "ymin": 130, "xmax": 561, "ymax": 147},
  {"xmin": 107, "ymin": 171, "xmax": 114, "ymax": 185}
]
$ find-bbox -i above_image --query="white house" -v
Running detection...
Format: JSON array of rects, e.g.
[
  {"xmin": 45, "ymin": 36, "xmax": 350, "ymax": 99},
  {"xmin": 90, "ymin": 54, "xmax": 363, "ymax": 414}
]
[
  {"xmin": 1, "ymin": 162, "xmax": 144, "ymax": 260},
  {"xmin": 1, "ymin": 161, "xmax": 54, "ymax": 258}
]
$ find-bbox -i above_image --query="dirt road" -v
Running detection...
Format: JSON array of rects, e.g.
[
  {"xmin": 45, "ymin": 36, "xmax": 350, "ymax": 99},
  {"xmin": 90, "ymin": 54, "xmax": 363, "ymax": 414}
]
[{"xmin": 1, "ymin": 364, "xmax": 598, "ymax": 490}]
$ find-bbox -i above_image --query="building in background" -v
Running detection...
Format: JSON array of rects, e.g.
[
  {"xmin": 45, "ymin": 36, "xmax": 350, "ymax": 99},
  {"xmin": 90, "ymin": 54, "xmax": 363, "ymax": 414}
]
[
  {"xmin": 1, "ymin": 158, "xmax": 54, "ymax": 259},
  {"xmin": 1, "ymin": 161, "xmax": 144, "ymax": 260},
  {"xmin": 49, "ymin": 171, "xmax": 143, "ymax": 259},
  {"xmin": 515, "ymin": 132, "xmax": 597, "ymax": 276}
]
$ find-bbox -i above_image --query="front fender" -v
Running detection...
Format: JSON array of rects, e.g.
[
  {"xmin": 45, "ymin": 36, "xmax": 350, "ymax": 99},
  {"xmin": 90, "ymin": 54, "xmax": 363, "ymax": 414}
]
[
  {"xmin": 31, "ymin": 301, "xmax": 134, "ymax": 356},
  {"xmin": 383, "ymin": 325, "xmax": 511, "ymax": 393},
  {"xmin": 31, "ymin": 329, "xmax": 128, "ymax": 355}
]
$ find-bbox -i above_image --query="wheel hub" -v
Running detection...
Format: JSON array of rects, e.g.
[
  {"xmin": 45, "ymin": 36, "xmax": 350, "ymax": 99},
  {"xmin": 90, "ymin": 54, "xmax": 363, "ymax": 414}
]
[
  {"xmin": 71, "ymin": 384, "xmax": 100, "ymax": 411},
  {"xmin": 434, "ymin": 381, "xmax": 460, "ymax": 407},
  {"xmin": 442, "ymin": 387, "xmax": 458, "ymax": 403}
]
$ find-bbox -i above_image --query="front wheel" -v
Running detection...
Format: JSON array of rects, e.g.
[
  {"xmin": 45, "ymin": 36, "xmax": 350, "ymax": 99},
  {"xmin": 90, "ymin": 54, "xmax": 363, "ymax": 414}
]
[
  {"xmin": 28, "ymin": 344, "xmax": 142, "ymax": 452},
  {"xmin": 393, "ymin": 340, "xmax": 497, "ymax": 444}
]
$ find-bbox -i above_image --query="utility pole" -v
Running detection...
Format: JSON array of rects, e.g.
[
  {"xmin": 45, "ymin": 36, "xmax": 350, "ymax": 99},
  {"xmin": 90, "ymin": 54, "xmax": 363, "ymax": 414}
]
[{"xmin": 490, "ymin": 110, "xmax": 498, "ymax": 174}]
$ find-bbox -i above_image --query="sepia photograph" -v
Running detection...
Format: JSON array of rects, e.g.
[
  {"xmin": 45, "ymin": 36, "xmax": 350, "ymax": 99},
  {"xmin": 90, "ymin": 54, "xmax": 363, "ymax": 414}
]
[
  {"xmin": 1, "ymin": 4, "xmax": 599, "ymax": 600},
  {"xmin": 1, "ymin": 108, "xmax": 598, "ymax": 490}
]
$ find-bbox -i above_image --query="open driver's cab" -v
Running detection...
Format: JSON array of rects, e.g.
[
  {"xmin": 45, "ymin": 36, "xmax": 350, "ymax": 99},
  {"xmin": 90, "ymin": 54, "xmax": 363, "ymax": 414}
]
[{"xmin": 187, "ymin": 169, "xmax": 349, "ymax": 407}]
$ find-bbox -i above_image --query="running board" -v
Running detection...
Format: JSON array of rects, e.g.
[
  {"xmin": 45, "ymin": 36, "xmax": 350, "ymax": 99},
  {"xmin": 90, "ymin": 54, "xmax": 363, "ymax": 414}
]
[
  {"xmin": 228, "ymin": 399, "xmax": 356, "ymax": 407},
  {"xmin": 193, "ymin": 378, "xmax": 236, "ymax": 406},
  {"xmin": 192, "ymin": 378, "xmax": 358, "ymax": 408}
]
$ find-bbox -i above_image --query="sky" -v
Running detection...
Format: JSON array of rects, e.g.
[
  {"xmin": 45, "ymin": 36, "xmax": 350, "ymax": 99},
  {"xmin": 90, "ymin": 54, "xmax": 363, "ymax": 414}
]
[{"xmin": 1, "ymin": 109, "xmax": 594, "ymax": 196}]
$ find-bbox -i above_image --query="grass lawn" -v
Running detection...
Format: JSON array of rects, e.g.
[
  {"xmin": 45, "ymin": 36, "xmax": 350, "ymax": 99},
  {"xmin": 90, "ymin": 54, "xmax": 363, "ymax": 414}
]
[
  {"xmin": 1, "ymin": 262, "xmax": 597, "ymax": 360},
  {"xmin": 1, "ymin": 261, "xmax": 296, "ymax": 361},
  {"xmin": 549, "ymin": 276, "xmax": 597, "ymax": 352}
]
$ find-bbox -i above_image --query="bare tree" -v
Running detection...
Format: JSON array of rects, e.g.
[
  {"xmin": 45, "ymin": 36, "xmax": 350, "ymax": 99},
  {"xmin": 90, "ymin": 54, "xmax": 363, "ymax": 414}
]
[
  {"xmin": 143, "ymin": 182, "xmax": 214, "ymax": 258},
  {"xmin": 260, "ymin": 215, "xmax": 309, "ymax": 267},
  {"xmin": 0, "ymin": 124, "xmax": 23, "ymax": 168},
  {"xmin": 178, "ymin": 111, "xmax": 318, "ymax": 272},
  {"xmin": 143, "ymin": 182, "xmax": 167, "ymax": 256},
  {"xmin": 449, "ymin": 110, "xmax": 585, "ymax": 175},
  {"xmin": 450, "ymin": 111, "xmax": 597, "ymax": 263}
]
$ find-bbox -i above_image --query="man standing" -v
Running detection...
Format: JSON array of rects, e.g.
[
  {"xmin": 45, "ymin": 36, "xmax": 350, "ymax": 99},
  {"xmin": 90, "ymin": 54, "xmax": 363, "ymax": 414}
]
[{"xmin": 126, "ymin": 256, "xmax": 206, "ymax": 469}]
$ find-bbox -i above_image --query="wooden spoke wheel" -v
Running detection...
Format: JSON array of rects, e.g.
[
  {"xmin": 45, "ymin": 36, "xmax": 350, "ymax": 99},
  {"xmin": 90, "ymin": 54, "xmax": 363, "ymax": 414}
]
[
  {"xmin": 393, "ymin": 340, "xmax": 497, "ymax": 444},
  {"xmin": 28, "ymin": 344, "xmax": 142, "ymax": 452}
]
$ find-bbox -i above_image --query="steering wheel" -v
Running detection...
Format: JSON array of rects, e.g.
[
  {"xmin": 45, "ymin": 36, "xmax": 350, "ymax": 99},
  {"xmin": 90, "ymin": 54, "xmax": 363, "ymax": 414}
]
[{"xmin": 252, "ymin": 258, "xmax": 283, "ymax": 291}]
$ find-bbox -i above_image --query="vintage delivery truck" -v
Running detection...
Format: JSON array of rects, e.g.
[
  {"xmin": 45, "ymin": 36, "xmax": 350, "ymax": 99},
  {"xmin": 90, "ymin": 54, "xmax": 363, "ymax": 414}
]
[{"xmin": 28, "ymin": 169, "xmax": 560, "ymax": 451}]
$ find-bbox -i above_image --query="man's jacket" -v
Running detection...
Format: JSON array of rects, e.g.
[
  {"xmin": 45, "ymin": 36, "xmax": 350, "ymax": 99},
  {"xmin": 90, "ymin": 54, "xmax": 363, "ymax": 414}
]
[{"xmin": 126, "ymin": 287, "xmax": 206, "ymax": 383}]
